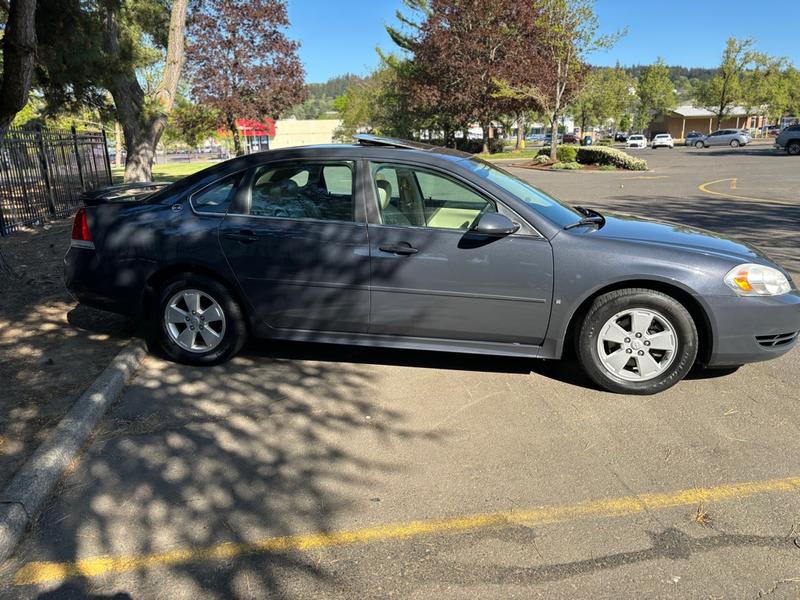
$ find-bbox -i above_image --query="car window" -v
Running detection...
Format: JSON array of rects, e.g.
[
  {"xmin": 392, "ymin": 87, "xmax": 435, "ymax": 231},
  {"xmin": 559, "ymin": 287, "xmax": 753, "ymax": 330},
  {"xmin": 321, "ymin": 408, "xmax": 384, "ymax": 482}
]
[
  {"xmin": 190, "ymin": 172, "xmax": 243, "ymax": 214},
  {"xmin": 241, "ymin": 161, "xmax": 355, "ymax": 222},
  {"xmin": 370, "ymin": 162, "xmax": 496, "ymax": 230}
]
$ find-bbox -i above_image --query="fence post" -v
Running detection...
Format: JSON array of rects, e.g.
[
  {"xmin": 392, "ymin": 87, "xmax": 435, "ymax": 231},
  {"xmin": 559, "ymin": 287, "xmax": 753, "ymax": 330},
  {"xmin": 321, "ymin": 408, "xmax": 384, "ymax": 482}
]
[
  {"xmin": 36, "ymin": 124, "xmax": 57, "ymax": 216},
  {"xmin": 71, "ymin": 125, "xmax": 86, "ymax": 191},
  {"xmin": 101, "ymin": 128, "xmax": 113, "ymax": 185}
]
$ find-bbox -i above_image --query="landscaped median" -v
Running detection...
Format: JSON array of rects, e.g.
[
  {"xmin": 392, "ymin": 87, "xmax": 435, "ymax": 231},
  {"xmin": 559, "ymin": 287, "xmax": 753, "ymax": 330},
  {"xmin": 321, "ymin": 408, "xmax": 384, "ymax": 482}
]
[{"xmin": 524, "ymin": 145, "xmax": 648, "ymax": 171}]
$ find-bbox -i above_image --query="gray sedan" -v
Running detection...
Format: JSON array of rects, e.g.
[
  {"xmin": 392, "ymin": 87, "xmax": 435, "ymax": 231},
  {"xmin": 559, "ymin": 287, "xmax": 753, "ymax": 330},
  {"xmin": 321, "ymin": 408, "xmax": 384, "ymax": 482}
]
[
  {"xmin": 64, "ymin": 135, "xmax": 799, "ymax": 395},
  {"xmin": 694, "ymin": 129, "xmax": 752, "ymax": 148}
]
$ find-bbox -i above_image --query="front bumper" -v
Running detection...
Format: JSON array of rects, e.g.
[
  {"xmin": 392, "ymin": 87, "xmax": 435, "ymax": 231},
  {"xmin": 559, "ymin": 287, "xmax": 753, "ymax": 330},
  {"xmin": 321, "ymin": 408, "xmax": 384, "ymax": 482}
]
[{"xmin": 702, "ymin": 291, "xmax": 800, "ymax": 367}]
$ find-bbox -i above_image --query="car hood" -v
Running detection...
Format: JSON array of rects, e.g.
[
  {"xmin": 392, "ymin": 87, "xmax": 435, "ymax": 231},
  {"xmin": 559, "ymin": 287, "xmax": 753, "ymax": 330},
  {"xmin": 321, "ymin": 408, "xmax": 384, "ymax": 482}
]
[{"xmin": 588, "ymin": 213, "xmax": 772, "ymax": 264}]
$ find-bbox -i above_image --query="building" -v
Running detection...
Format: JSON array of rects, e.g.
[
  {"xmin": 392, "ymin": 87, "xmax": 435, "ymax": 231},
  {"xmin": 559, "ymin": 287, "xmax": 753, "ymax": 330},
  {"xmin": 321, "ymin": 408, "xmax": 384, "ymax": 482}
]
[
  {"xmin": 217, "ymin": 118, "xmax": 343, "ymax": 154},
  {"xmin": 648, "ymin": 105, "xmax": 766, "ymax": 140}
]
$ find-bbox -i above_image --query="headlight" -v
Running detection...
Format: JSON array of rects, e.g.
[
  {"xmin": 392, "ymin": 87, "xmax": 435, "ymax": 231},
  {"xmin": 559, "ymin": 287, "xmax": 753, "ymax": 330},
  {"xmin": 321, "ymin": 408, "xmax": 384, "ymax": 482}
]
[{"xmin": 724, "ymin": 263, "xmax": 791, "ymax": 296}]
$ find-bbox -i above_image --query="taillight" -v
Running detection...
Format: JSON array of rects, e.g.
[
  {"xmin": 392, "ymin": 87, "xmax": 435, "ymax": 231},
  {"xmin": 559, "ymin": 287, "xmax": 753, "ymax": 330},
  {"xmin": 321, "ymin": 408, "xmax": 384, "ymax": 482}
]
[{"xmin": 70, "ymin": 207, "xmax": 94, "ymax": 249}]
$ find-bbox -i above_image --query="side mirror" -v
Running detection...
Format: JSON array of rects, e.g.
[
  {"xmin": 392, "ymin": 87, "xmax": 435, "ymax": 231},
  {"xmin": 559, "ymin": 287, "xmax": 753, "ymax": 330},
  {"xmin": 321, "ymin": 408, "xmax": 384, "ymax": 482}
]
[{"xmin": 471, "ymin": 212, "xmax": 520, "ymax": 236}]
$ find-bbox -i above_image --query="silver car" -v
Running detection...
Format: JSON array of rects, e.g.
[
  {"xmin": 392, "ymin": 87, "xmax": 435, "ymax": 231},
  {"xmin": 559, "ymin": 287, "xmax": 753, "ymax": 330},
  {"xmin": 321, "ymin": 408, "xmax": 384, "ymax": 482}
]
[{"xmin": 694, "ymin": 129, "xmax": 751, "ymax": 148}]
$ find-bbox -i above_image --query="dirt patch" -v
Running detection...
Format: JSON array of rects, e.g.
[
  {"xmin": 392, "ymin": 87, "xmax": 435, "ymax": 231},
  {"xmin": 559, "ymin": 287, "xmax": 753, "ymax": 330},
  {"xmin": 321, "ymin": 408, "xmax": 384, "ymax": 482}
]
[{"xmin": 0, "ymin": 220, "xmax": 133, "ymax": 488}]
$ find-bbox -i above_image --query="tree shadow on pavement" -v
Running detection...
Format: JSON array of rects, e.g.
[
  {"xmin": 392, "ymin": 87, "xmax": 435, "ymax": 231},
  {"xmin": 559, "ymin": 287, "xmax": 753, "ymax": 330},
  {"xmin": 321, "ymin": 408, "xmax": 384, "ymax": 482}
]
[{"xmin": 12, "ymin": 347, "xmax": 445, "ymax": 598}]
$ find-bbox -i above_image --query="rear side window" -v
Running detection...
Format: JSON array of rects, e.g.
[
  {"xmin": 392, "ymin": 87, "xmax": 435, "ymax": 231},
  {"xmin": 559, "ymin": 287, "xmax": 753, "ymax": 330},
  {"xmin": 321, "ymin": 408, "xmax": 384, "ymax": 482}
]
[
  {"xmin": 190, "ymin": 172, "xmax": 243, "ymax": 214},
  {"xmin": 241, "ymin": 161, "xmax": 355, "ymax": 222}
]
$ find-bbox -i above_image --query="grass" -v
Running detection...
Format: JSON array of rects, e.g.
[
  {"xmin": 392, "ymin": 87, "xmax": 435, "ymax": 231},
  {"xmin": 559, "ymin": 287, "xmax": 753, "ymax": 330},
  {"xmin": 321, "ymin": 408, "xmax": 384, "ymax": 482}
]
[
  {"xmin": 476, "ymin": 148, "xmax": 542, "ymax": 161},
  {"xmin": 111, "ymin": 160, "xmax": 219, "ymax": 184}
]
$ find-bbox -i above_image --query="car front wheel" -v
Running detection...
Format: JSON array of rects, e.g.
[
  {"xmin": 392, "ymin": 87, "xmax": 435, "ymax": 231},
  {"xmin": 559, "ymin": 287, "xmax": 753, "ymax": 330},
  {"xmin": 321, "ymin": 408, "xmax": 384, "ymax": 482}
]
[
  {"xmin": 695, "ymin": 141, "xmax": 704, "ymax": 148},
  {"xmin": 730, "ymin": 139, "xmax": 740, "ymax": 147},
  {"xmin": 787, "ymin": 141, "xmax": 800, "ymax": 155},
  {"xmin": 157, "ymin": 274, "xmax": 247, "ymax": 365},
  {"xmin": 576, "ymin": 288, "xmax": 698, "ymax": 394}
]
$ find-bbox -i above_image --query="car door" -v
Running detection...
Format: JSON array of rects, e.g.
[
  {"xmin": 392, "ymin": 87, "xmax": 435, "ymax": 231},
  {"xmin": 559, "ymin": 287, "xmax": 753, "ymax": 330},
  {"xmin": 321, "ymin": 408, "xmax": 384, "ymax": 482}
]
[
  {"xmin": 218, "ymin": 159, "xmax": 371, "ymax": 334},
  {"xmin": 708, "ymin": 130, "xmax": 727, "ymax": 146},
  {"xmin": 365, "ymin": 161, "xmax": 553, "ymax": 346}
]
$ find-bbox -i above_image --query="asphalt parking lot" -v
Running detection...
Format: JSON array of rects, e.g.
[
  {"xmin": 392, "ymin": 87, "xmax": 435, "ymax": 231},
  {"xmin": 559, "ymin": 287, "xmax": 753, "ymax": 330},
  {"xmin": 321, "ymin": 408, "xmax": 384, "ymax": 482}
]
[{"xmin": 3, "ymin": 144, "xmax": 800, "ymax": 599}]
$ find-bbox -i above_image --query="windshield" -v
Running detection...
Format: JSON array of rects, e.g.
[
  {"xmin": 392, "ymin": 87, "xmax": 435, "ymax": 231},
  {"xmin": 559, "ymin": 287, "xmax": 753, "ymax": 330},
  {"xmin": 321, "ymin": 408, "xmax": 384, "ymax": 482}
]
[{"xmin": 462, "ymin": 158, "xmax": 582, "ymax": 227}]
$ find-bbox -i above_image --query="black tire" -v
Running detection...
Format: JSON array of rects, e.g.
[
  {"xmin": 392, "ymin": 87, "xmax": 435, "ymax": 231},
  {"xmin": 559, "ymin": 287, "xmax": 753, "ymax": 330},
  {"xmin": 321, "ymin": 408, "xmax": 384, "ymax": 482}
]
[
  {"xmin": 695, "ymin": 141, "xmax": 704, "ymax": 148},
  {"xmin": 156, "ymin": 273, "xmax": 247, "ymax": 365},
  {"xmin": 730, "ymin": 139, "xmax": 740, "ymax": 147},
  {"xmin": 576, "ymin": 288, "xmax": 698, "ymax": 395},
  {"xmin": 787, "ymin": 141, "xmax": 800, "ymax": 155}
]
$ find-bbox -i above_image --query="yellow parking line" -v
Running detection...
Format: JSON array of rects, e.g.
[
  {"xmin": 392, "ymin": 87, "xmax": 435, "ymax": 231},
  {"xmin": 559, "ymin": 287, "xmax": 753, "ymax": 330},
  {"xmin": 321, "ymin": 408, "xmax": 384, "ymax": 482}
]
[
  {"xmin": 698, "ymin": 178, "xmax": 795, "ymax": 206},
  {"xmin": 13, "ymin": 474, "xmax": 800, "ymax": 586}
]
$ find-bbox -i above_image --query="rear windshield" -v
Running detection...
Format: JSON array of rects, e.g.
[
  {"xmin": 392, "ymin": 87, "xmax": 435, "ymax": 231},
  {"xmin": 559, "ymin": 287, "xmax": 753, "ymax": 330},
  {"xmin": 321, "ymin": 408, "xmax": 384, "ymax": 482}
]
[{"xmin": 461, "ymin": 159, "xmax": 582, "ymax": 227}]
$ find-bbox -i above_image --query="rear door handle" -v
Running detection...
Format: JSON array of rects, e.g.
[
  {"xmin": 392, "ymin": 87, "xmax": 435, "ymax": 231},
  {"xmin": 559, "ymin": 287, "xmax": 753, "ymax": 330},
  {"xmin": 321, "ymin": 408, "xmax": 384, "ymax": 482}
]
[
  {"xmin": 379, "ymin": 244, "xmax": 418, "ymax": 256},
  {"xmin": 223, "ymin": 229, "xmax": 258, "ymax": 243}
]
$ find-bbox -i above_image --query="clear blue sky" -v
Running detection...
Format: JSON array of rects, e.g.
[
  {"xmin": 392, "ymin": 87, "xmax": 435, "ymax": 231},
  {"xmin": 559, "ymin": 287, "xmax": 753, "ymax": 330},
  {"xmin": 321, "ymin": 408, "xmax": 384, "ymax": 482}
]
[{"xmin": 287, "ymin": 0, "xmax": 800, "ymax": 84}]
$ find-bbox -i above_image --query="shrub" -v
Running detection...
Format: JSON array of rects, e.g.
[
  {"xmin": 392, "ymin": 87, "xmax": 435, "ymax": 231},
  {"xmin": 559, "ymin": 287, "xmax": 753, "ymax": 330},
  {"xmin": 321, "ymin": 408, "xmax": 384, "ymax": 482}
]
[
  {"xmin": 537, "ymin": 144, "xmax": 577, "ymax": 162},
  {"xmin": 552, "ymin": 161, "xmax": 582, "ymax": 170},
  {"xmin": 534, "ymin": 154, "xmax": 550, "ymax": 165},
  {"xmin": 595, "ymin": 138, "xmax": 612, "ymax": 147},
  {"xmin": 575, "ymin": 146, "xmax": 647, "ymax": 170}
]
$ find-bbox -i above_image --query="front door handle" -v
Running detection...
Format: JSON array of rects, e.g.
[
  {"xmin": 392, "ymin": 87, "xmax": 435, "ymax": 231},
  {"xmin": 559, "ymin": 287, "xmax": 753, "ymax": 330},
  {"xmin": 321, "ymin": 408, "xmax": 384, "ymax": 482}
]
[
  {"xmin": 223, "ymin": 229, "xmax": 258, "ymax": 243},
  {"xmin": 379, "ymin": 244, "xmax": 419, "ymax": 256}
]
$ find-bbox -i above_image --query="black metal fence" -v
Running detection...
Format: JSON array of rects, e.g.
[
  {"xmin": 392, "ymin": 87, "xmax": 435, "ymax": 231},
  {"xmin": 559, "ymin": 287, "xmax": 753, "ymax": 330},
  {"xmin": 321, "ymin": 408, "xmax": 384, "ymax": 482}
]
[{"xmin": 0, "ymin": 126, "xmax": 112, "ymax": 236}]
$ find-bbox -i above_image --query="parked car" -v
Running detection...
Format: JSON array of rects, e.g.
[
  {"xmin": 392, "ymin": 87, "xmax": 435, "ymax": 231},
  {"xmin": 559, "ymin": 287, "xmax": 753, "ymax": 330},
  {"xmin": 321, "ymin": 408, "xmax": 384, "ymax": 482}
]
[
  {"xmin": 774, "ymin": 124, "xmax": 800, "ymax": 155},
  {"xmin": 65, "ymin": 135, "xmax": 800, "ymax": 395},
  {"xmin": 763, "ymin": 125, "xmax": 781, "ymax": 137},
  {"xmin": 562, "ymin": 133, "xmax": 579, "ymax": 144},
  {"xmin": 684, "ymin": 131, "xmax": 704, "ymax": 146},
  {"xmin": 694, "ymin": 129, "xmax": 751, "ymax": 148},
  {"xmin": 581, "ymin": 135, "xmax": 593, "ymax": 146},
  {"xmin": 651, "ymin": 133, "xmax": 674, "ymax": 149},
  {"xmin": 614, "ymin": 132, "xmax": 628, "ymax": 142},
  {"xmin": 627, "ymin": 134, "xmax": 647, "ymax": 148}
]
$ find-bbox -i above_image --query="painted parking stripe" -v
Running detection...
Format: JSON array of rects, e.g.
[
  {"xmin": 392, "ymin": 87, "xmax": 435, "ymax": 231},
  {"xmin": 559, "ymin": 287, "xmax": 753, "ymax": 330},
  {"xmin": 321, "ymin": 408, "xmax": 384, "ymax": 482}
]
[
  {"xmin": 13, "ymin": 474, "xmax": 800, "ymax": 586},
  {"xmin": 698, "ymin": 178, "xmax": 795, "ymax": 206}
]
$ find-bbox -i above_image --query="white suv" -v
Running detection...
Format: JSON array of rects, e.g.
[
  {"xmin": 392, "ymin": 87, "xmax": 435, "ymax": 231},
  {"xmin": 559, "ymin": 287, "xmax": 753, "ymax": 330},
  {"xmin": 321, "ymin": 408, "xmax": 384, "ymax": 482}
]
[
  {"xmin": 627, "ymin": 134, "xmax": 647, "ymax": 149},
  {"xmin": 652, "ymin": 133, "xmax": 674, "ymax": 149}
]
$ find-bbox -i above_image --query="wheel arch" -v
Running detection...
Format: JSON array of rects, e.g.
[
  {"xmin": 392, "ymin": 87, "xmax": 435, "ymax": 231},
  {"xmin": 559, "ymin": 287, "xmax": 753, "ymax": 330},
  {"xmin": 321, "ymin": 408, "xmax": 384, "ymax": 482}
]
[{"xmin": 560, "ymin": 278, "xmax": 714, "ymax": 365}]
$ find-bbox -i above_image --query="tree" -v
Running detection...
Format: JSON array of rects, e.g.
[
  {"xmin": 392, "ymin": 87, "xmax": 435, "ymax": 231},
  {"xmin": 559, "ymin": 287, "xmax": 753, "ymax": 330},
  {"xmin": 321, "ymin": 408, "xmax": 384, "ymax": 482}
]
[
  {"xmin": 0, "ymin": 0, "xmax": 37, "ymax": 136},
  {"xmin": 389, "ymin": 0, "xmax": 529, "ymax": 152},
  {"xmin": 571, "ymin": 66, "xmax": 635, "ymax": 134},
  {"xmin": 187, "ymin": 0, "xmax": 306, "ymax": 156},
  {"xmin": 495, "ymin": 0, "xmax": 621, "ymax": 160},
  {"xmin": 635, "ymin": 58, "xmax": 676, "ymax": 130},
  {"xmin": 695, "ymin": 37, "xmax": 755, "ymax": 129},
  {"xmin": 164, "ymin": 96, "xmax": 219, "ymax": 149},
  {"xmin": 741, "ymin": 54, "xmax": 790, "ymax": 127},
  {"xmin": 34, "ymin": 0, "xmax": 189, "ymax": 182}
]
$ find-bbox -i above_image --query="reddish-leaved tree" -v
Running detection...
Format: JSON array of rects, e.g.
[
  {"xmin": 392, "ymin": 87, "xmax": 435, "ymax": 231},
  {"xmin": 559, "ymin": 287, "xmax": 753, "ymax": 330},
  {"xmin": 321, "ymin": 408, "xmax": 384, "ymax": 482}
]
[{"xmin": 187, "ymin": 0, "xmax": 306, "ymax": 155}]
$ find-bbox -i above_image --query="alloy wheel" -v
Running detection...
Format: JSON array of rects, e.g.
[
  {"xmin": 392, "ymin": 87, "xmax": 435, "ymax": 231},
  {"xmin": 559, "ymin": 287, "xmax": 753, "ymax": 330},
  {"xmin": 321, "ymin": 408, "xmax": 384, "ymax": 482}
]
[
  {"xmin": 596, "ymin": 308, "xmax": 678, "ymax": 382},
  {"xmin": 164, "ymin": 289, "xmax": 227, "ymax": 353}
]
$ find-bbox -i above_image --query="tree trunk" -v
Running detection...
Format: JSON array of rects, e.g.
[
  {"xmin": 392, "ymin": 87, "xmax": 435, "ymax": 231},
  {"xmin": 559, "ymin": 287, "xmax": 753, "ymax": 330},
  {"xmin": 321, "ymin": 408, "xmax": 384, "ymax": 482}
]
[
  {"xmin": 0, "ymin": 0, "xmax": 37, "ymax": 137},
  {"xmin": 515, "ymin": 114, "xmax": 524, "ymax": 150},
  {"xmin": 227, "ymin": 115, "xmax": 243, "ymax": 156},
  {"xmin": 103, "ymin": 0, "xmax": 188, "ymax": 182},
  {"xmin": 550, "ymin": 115, "xmax": 559, "ymax": 161},
  {"xmin": 481, "ymin": 123, "xmax": 490, "ymax": 154},
  {"xmin": 114, "ymin": 121, "xmax": 123, "ymax": 167}
]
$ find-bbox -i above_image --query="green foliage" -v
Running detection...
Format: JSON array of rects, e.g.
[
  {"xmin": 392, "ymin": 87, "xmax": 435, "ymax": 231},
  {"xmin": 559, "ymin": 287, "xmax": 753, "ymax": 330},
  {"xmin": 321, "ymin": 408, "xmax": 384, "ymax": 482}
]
[
  {"xmin": 595, "ymin": 138, "xmax": 612, "ymax": 146},
  {"xmin": 598, "ymin": 163, "xmax": 617, "ymax": 170},
  {"xmin": 575, "ymin": 146, "xmax": 647, "ymax": 170},
  {"xmin": 694, "ymin": 38, "xmax": 756, "ymax": 126},
  {"xmin": 552, "ymin": 161, "xmax": 582, "ymax": 170},
  {"xmin": 287, "ymin": 74, "xmax": 362, "ymax": 119},
  {"xmin": 570, "ymin": 65, "xmax": 636, "ymax": 131},
  {"xmin": 163, "ymin": 97, "xmax": 220, "ymax": 149},
  {"xmin": 534, "ymin": 154, "xmax": 551, "ymax": 164},
  {"xmin": 635, "ymin": 58, "xmax": 676, "ymax": 130},
  {"xmin": 537, "ymin": 145, "xmax": 577, "ymax": 162}
]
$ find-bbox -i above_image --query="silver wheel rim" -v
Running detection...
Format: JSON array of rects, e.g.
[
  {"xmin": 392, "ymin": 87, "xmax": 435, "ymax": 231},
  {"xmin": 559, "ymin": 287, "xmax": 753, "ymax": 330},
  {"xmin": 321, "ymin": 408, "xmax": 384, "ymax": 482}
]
[
  {"xmin": 596, "ymin": 308, "xmax": 678, "ymax": 382},
  {"xmin": 164, "ymin": 289, "xmax": 226, "ymax": 353}
]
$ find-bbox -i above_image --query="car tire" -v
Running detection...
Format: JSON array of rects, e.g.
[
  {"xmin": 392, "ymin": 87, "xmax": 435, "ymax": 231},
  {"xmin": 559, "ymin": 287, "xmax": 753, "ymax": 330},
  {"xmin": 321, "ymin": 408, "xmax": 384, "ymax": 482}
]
[
  {"xmin": 156, "ymin": 273, "xmax": 247, "ymax": 365},
  {"xmin": 576, "ymin": 288, "xmax": 698, "ymax": 395},
  {"xmin": 695, "ymin": 141, "xmax": 704, "ymax": 148},
  {"xmin": 787, "ymin": 141, "xmax": 800, "ymax": 155},
  {"xmin": 730, "ymin": 139, "xmax": 740, "ymax": 147}
]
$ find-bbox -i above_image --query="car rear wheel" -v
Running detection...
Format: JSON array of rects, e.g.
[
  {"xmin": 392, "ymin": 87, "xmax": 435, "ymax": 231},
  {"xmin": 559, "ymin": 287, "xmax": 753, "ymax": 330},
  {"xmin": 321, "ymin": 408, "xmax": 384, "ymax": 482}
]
[
  {"xmin": 787, "ymin": 141, "xmax": 800, "ymax": 155},
  {"xmin": 157, "ymin": 274, "xmax": 247, "ymax": 365},
  {"xmin": 576, "ymin": 288, "xmax": 698, "ymax": 395},
  {"xmin": 695, "ymin": 141, "xmax": 704, "ymax": 148},
  {"xmin": 730, "ymin": 139, "xmax": 740, "ymax": 147}
]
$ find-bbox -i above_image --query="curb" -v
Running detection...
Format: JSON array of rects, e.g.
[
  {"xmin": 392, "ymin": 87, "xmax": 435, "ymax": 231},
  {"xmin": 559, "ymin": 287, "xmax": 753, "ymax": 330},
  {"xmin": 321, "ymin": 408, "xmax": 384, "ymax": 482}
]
[{"xmin": 0, "ymin": 338, "xmax": 147, "ymax": 562}]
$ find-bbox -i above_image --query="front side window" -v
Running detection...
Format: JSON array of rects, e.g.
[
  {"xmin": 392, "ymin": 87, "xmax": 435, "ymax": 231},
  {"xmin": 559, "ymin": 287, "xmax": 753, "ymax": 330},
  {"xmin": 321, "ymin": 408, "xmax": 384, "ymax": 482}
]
[
  {"xmin": 190, "ymin": 172, "xmax": 243, "ymax": 214},
  {"xmin": 370, "ymin": 162, "xmax": 495, "ymax": 230},
  {"xmin": 241, "ymin": 161, "xmax": 355, "ymax": 222}
]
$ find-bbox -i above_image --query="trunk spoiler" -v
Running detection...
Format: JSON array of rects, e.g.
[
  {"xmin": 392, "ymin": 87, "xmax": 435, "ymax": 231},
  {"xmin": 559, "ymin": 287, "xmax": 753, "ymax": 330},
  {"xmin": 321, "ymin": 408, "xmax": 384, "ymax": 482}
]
[{"xmin": 81, "ymin": 182, "xmax": 170, "ymax": 206}]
